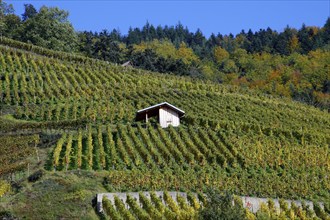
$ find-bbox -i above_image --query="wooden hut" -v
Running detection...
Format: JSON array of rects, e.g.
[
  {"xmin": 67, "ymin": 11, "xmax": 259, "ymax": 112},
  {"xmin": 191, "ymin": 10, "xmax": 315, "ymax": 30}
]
[{"xmin": 135, "ymin": 102, "xmax": 185, "ymax": 128}]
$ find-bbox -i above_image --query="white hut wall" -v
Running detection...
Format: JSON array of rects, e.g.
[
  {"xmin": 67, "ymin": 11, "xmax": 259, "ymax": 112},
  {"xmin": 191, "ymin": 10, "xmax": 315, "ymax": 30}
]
[{"xmin": 159, "ymin": 107, "xmax": 180, "ymax": 128}]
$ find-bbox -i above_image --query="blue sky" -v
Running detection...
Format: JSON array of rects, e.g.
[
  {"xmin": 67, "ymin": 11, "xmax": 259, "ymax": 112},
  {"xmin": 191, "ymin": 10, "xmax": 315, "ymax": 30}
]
[{"xmin": 9, "ymin": 1, "xmax": 330, "ymax": 37}]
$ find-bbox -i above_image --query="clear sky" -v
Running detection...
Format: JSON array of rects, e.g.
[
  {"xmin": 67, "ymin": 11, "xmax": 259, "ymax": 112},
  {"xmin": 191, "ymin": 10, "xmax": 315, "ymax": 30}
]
[{"xmin": 9, "ymin": 0, "xmax": 330, "ymax": 37}]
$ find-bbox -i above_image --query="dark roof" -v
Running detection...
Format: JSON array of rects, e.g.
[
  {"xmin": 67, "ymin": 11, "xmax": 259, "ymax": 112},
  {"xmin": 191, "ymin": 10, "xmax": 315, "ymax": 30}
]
[{"xmin": 135, "ymin": 102, "xmax": 185, "ymax": 121}]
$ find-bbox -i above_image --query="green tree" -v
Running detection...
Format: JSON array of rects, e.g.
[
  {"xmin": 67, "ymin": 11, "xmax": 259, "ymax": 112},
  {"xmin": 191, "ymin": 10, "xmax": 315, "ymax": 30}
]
[
  {"xmin": 298, "ymin": 24, "xmax": 317, "ymax": 54},
  {"xmin": 274, "ymin": 26, "xmax": 297, "ymax": 55},
  {"xmin": 0, "ymin": 0, "xmax": 16, "ymax": 37},
  {"xmin": 22, "ymin": 4, "xmax": 37, "ymax": 21},
  {"xmin": 92, "ymin": 29, "xmax": 124, "ymax": 63},
  {"xmin": 18, "ymin": 6, "xmax": 78, "ymax": 52},
  {"xmin": 0, "ymin": 0, "xmax": 14, "ymax": 17},
  {"xmin": 221, "ymin": 59, "xmax": 239, "ymax": 74},
  {"xmin": 1, "ymin": 14, "xmax": 20, "ymax": 38},
  {"xmin": 321, "ymin": 17, "xmax": 330, "ymax": 45}
]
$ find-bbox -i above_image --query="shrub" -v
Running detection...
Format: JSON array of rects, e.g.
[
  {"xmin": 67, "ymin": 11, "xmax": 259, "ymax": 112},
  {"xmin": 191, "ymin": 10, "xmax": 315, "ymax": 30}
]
[
  {"xmin": 28, "ymin": 170, "xmax": 44, "ymax": 182},
  {"xmin": 198, "ymin": 188, "xmax": 246, "ymax": 220},
  {"xmin": 0, "ymin": 181, "xmax": 11, "ymax": 197},
  {"xmin": 0, "ymin": 210, "xmax": 17, "ymax": 220}
]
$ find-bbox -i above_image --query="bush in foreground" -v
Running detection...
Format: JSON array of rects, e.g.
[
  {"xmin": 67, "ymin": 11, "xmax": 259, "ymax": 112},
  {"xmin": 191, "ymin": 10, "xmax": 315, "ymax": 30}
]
[{"xmin": 198, "ymin": 188, "xmax": 246, "ymax": 220}]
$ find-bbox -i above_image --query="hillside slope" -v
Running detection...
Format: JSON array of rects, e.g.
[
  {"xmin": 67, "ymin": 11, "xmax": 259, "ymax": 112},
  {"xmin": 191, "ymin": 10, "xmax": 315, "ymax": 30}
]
[{"xmin": 0, "ymin": 39, "xmax": 329, "ymax": 219}]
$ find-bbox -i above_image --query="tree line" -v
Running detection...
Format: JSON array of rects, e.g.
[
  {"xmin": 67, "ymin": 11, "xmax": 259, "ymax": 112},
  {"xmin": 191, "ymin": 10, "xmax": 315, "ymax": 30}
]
[{"xmin": 0, "ymin": 1, "xmax": 329, "ymax": 109}]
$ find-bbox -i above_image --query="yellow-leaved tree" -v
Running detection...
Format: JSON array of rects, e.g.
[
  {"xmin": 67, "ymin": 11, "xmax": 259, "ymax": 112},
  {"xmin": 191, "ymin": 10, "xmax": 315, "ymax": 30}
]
[
  {"xmin": 177, "ymin": 42, "xmax": 199, "ymax": 65},
  {"xmin": 214, "ymin": 46, "xmax": 229, "ymax": 64}
]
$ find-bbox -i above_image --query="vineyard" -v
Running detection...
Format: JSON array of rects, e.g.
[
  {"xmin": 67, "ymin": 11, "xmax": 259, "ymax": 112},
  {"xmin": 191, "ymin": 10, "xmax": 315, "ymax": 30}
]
[
  {"xmin": 101, "ymin": 191, "xmax": 200, "ymax": 220},
  {"xmin": 46, "ymin": 123, "xmax": 329, "ymax": 199},
  {"xmin": 0, "ymin": 40, "xmax": 328, "ymax": 136},
  {"xmin": 100, "ymin": 191, "xmax": 329, "ymax": 220},
  {"xmin": 48, "ymin": 124, "xmax": 242, "ymax": 171},
  {"xmin": 0, "ymin": 38, "xmax": 329, "ymax": 218}
]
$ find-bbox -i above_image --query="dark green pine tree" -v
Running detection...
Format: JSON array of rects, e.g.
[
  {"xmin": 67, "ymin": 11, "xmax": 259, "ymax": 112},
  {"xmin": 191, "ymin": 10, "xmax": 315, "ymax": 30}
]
[{"xmin": 22, "ymin": 4, "xmax": 37, "ymax": 21}]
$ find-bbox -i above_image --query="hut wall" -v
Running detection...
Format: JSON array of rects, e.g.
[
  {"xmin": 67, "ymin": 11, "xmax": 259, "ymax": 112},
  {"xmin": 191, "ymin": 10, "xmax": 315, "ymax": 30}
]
[{"xmin": 159, "ymin": 107, "xmax": 180, "ymax": 128}]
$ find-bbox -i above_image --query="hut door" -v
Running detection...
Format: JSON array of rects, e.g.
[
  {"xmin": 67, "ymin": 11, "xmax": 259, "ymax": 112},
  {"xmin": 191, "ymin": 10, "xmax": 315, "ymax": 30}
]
[{"xmin": 166, "ymin": 113, "xmax": 173, "ymax": 126}]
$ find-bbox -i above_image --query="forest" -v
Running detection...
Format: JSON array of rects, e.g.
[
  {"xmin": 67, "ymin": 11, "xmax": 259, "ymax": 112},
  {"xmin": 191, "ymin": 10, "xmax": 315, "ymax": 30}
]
[{"xmin": 1, "ymin": 1, "xmax": 329, "ymax": 109}]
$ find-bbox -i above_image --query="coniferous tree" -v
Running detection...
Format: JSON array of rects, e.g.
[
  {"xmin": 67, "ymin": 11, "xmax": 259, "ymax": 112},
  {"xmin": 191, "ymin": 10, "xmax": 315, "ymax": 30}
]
[{"xmin": 22, "ymin": 4, "xmax": 37, "ymax": 21}]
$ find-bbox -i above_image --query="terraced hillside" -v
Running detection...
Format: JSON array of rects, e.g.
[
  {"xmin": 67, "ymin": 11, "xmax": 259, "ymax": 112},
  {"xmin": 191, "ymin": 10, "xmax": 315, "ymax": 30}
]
[{"xmin": 0, "ymin": 39, "xmax": 329, "ymax": 219}]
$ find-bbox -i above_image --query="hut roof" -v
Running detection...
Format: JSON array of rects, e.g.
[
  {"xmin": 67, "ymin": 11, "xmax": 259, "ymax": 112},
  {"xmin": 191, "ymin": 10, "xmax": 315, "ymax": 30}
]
[
  {"xmin": 135, "ymin": 102, "xmax": 185, "ymax": 121},
  {"xmin": 121, "ymin": 61, "xmax": 132, "ymax": 67}
]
